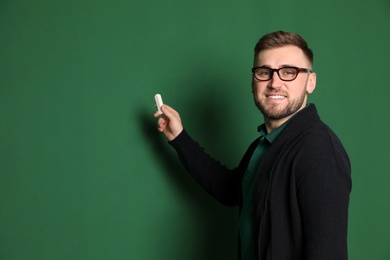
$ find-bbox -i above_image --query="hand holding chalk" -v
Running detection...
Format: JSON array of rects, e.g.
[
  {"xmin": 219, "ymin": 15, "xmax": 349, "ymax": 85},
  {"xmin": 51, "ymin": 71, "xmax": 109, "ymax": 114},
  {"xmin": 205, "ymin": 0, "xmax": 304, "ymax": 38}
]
[{"xmin": 153, "ymin": 94, "xmax": 183, "ymax": 141}]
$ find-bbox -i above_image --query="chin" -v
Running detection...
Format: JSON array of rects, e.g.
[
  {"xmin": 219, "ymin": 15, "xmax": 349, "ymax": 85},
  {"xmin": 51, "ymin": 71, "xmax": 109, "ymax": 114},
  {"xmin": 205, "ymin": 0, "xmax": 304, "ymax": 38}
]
[{"xmin": 255, "ymin": 100, "xmax": 304, "ymax": 120}]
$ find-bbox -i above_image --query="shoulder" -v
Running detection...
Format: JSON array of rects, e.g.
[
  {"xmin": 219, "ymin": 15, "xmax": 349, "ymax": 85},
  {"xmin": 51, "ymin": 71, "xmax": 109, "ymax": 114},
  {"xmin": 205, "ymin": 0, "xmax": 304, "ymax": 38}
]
[
  {"xmin": 292, "ymin": 123, "xmax": 351, "ymax": 185},
  {"xmin": 281, "ymin": 104, "xmax": 348, "ymax": 158}
]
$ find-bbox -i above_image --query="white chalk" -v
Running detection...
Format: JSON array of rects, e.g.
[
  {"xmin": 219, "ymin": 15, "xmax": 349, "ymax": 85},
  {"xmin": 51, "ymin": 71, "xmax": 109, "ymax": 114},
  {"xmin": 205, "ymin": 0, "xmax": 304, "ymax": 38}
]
[{"xmin": 154, "ymin": 94, "xmax": 163, "ymax": 115}]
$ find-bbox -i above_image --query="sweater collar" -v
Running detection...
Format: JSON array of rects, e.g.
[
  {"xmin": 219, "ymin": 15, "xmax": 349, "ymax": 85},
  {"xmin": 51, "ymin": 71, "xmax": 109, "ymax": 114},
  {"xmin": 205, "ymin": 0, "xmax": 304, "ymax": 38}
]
[
  {"xmin": 272, "ymin": 103, "xmax": 321, "ymax": 144},
  {"xmin": 257, "ymin": 104, "xmax": 314, "ymax": 142}
]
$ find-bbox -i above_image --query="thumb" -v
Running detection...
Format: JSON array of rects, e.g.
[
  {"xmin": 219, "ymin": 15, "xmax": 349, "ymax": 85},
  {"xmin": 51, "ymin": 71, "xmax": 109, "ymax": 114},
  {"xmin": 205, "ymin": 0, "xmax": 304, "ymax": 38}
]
[{"xmin": 160, "ymin": 104, "xmax": 177, "ymax": 120}]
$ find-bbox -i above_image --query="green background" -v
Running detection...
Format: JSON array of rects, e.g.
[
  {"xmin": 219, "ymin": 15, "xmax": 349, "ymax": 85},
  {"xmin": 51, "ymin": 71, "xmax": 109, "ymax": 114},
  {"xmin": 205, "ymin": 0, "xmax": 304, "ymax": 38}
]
[{"xmin": 1, "ymin": 0, "xmax": 389, "ymax": 259}]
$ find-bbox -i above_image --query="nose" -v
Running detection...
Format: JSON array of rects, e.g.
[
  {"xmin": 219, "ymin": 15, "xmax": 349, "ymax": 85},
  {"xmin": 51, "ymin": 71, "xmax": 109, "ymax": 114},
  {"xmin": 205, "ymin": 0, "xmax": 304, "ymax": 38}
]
[{"xmin": 268, "ymin": 71, "xmax": 283, "ymax": 89}]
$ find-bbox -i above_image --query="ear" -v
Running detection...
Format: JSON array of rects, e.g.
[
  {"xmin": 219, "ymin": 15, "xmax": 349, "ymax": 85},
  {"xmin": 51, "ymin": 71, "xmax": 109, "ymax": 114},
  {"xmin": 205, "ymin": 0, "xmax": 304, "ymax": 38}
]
[{"xmin": 306, "ymin": 72, "xmax": 316, "ymax": 94}]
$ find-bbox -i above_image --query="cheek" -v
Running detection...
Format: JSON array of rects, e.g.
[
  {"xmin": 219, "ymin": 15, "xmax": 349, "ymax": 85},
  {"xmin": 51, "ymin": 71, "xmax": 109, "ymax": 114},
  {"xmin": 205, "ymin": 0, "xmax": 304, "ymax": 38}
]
[
  {"xmin": 251, "ymin": 83, "xmax": 260, "ymax": 95},
  {"xmin": 251, "ymin": 79, "xmax": 256, "ymax": 93},
  {"xmin": 252, "ymin": 81, "xmax": 267, "ymax": 94}
]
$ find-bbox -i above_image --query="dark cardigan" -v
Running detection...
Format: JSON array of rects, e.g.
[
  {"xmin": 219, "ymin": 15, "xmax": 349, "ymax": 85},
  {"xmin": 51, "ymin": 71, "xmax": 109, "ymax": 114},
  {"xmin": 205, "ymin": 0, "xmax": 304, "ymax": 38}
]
[{"xmin": 169, "ymin": 104, "xmax": 352, "ymax": 259}]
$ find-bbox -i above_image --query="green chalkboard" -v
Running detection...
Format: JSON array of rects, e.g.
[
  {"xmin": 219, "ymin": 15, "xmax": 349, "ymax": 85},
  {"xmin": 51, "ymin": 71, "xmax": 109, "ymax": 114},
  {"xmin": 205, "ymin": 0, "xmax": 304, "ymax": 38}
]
[{"xmin": 1, "ymin": 1, "xmax": 389, "ymax": 259}]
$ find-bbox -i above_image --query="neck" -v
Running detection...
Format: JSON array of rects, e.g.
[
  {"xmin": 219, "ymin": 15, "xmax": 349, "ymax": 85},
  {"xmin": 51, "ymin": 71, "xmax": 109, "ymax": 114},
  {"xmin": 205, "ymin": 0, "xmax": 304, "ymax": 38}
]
[{"xmin": 264, "ymin": 117, "xmax": 290, "ymax": 134}]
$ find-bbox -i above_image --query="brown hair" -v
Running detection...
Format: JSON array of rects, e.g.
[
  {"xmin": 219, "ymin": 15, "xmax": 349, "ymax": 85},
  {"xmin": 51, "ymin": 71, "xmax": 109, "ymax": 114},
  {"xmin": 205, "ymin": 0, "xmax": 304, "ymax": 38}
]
[{"xmin": 254, "ymin": 31, "xmax": 314, "ymax": 65}]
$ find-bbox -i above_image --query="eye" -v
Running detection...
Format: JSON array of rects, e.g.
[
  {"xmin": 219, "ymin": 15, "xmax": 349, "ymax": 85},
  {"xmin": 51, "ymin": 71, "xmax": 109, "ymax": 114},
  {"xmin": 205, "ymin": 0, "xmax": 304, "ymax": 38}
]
[
  {"xmin": 257, "ymin": 68, "xmax": 271, "ymax": 76},
  {"xmin": 281, "ymin": 68, "xmax": 297, "ymax": 76}
]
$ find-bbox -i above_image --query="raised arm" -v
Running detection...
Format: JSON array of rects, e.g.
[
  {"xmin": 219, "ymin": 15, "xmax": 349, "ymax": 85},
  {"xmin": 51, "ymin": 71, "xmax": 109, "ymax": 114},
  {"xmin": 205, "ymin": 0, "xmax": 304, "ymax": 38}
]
[{"xmin": 153, "ymin": 103, "xmax": 249, "ymax": 206}]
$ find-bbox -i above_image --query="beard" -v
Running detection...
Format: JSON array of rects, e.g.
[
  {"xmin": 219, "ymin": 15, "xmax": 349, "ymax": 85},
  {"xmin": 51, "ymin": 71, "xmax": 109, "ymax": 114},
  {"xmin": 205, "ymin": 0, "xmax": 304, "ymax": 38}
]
[{"xmin": 253, "ymin": 88, "xmax": 307, "ymax": 120}]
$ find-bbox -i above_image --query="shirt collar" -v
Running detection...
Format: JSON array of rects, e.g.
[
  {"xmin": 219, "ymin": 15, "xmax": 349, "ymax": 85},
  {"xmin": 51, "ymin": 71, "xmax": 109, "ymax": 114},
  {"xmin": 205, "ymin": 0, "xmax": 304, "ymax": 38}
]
[{"xmin": 257, "ymin": 124, "xmax": 282, "ymax": 144}]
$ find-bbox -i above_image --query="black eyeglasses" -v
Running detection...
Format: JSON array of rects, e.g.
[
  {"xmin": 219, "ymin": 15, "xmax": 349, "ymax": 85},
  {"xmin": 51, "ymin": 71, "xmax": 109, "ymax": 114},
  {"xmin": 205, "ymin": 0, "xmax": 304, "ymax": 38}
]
[{"xmin": 251, "ymin": 66, "xmax": 313, "ymax": 81}]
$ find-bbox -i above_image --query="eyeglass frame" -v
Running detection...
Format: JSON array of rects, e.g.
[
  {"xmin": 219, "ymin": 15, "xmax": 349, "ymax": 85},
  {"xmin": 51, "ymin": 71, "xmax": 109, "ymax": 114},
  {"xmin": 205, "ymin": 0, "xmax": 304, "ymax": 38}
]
[{"xmin": 251, "ymin": 66, "xmax": 313, "ymax": 82}]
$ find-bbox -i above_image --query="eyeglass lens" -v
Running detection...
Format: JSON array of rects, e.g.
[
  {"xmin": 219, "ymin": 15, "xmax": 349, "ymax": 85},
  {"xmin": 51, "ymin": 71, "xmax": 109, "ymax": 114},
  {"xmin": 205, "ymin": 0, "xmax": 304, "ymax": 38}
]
[{"xmin": 254, "ymin": 67, "xmax": 299, "ymax": 81}]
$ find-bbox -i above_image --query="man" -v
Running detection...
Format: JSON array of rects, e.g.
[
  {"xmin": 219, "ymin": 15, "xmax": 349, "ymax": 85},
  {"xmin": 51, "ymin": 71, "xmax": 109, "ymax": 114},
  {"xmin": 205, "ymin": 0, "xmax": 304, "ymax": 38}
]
[{"xmin": 154, "ymin": 31, "xmax": 352, "ymax": 260}]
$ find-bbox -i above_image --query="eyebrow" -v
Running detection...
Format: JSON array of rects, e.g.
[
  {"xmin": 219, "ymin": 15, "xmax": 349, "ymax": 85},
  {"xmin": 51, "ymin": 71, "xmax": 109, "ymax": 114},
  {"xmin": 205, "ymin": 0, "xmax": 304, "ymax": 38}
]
[{"xmin": 257, "ymin": 64, "xmax": 297, "ymax": 68}]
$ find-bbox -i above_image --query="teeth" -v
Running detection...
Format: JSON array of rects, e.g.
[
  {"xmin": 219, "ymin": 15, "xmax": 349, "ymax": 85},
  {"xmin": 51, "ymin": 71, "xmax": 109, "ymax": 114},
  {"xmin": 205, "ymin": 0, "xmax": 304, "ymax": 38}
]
[{"xmin": 268, "ymin": 95, "xmax": 285, "ymax": 99}]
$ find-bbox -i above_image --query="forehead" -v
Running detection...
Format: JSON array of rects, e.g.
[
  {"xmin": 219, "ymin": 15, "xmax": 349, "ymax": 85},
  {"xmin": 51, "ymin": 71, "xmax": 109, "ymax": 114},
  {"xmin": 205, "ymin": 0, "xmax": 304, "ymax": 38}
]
[{"xmin": 256, "ymin": 45, "xmax": 310, "ymax": 67}]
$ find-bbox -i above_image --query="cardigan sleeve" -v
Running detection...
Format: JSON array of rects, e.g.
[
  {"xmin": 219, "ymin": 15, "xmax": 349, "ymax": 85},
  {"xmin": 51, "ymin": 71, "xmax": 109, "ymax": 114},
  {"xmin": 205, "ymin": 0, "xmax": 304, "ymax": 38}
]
[
  {"xmin": 296, "ymin": 134, "xmax": 352, "ymax": 259},
  {"xmin": 169, "ymin": 129, "xmax": 257, "ymax": 207}
]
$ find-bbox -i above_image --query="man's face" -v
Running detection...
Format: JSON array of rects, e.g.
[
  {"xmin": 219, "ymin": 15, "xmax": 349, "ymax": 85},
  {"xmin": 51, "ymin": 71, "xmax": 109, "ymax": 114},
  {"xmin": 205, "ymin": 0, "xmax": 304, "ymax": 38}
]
[{"xmin": 252, "ymin": 45, "xmax": 316, "ymax": 121}]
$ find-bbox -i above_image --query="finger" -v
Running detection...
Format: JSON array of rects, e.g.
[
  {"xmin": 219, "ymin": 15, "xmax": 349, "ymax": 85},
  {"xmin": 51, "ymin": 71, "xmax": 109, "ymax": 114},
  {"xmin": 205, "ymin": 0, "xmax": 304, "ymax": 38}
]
[
  {"xmin": 154, "ymin": 103, "xmax": 173, "ymax": 117},
  {"xmin": 154, "ymin": 111, "xmax": 162, "ymax": 117},
  {"xmin": 160, "ymin": 104, "xmax": 179, "ymax": 120},
  {"xmin": 157, "ymin": 117, "xmax": 167, "ymax": 132}
]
